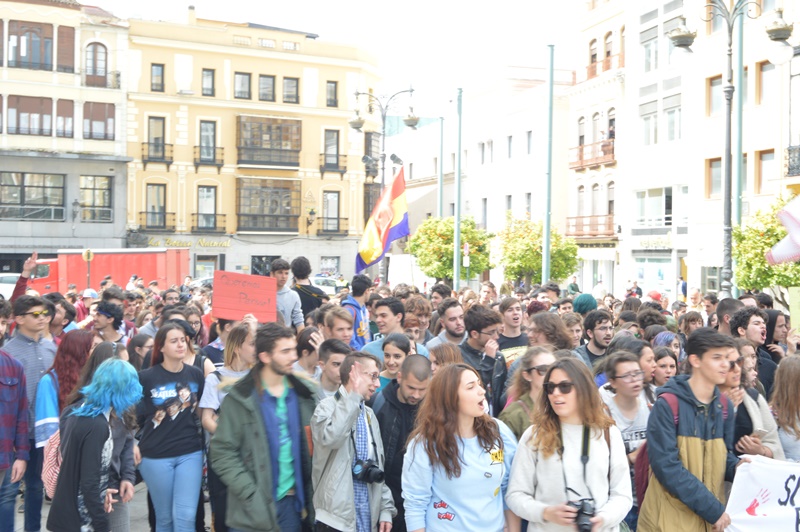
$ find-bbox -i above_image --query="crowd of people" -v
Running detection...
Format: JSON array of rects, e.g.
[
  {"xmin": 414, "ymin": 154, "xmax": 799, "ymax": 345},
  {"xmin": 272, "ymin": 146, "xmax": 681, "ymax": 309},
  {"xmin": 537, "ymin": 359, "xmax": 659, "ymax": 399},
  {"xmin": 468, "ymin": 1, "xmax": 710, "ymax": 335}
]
[{"xmin": 0, "ymin": 252, "xmax": 799, "ymax": 532}]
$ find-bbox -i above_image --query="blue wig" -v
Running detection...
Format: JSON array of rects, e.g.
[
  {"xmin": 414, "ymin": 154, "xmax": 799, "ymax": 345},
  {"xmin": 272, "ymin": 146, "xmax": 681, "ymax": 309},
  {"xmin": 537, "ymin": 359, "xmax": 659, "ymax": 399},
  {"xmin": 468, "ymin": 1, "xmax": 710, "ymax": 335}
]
[{"xmin": 70, "ymin": 359, "xmax": 143, "ymax": 418}]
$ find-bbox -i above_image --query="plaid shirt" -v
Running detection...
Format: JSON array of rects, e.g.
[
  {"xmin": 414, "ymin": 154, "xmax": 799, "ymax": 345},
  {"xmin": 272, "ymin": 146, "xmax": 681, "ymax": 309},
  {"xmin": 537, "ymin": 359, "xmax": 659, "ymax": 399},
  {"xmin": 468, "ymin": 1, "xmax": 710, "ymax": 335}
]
[{"xmin": 0, "ymin": 351, "xmax": 29, "ymax": 470}]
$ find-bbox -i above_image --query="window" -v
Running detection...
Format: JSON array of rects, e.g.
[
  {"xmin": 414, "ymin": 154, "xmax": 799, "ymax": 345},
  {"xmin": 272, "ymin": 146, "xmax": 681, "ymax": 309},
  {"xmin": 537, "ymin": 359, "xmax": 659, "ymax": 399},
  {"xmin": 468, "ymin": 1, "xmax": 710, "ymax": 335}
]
[
  {"xmin": 197, "ymin": 186, "xmax": 217, "ymax": 229},
  {"xmin": 258, "ymin": 75, "xmax": 275, "ymax": 102},
  {"xmin": 237, "ymin": 178, "xmax": 301, "ymax": 231},
  {"xmin": 757, "ymin": 150, "xmax": 776, "ymax": 192},
  {"xmin": 589, "ymin": 39, "xmax": 598, "ymax": 64},
  {"xmin": 592, "ymin": 113, "xmax": 601, "ymax": 142},
  {"xmin": 708, "ymin": 76, "xmax": 723, "ymax": 114},
  {"xmin": 479, "ymin": 142, "xmax": 485, "ymax": 164},
  {"xmin": 0, "ymin": 172, "xmax": 65, "ymax": 220},
  {"xmin": 145, "ymin": 184, "xmax": 166, "ymax": 227},
  {"xmin": 740, "ymin": 154, "xmax": 749, "ymax": 195},
  {"xmin": 507, "ymin": 136, "xmax": 513, "ymax": 158},
  {"xmin": 56, "ymin": 100, "xmax": 73, "ymax": 138},
  {"xmin": 526, "ymin": 130, "xmax": 532, "ymax": 154},
  {"xmin": 761, "ymin": 0, "xmax": 776, "ymax": 11},
  {"xmin": 707, "ymin": 158, "xmax": 722, "ymax": 197},
  {"xmin": 608, "ymin": 108, "xmax": 616, "ymax": 136},
  {"xmin": 8, "ymin": 21, "xmax": 53, "ymax": 70},
  {"xmin": 324, "ymin": 129, "xmax": 339, "ymax": 167},
  {"xmin": 578, "ymin": 117, "xmax": 585, "ymax": 145},
  {"xmin": 635, "ymin": 187, "xmax": 673, "ymax": 226},
  {"xmin": 56, "ymin": 26, "xmax": 74, "ymax": 73},
  {"xmin": 151, "ymin": 64, "xmax": 164, "ymax": 92},
  {"xmin": 79, "ymin": 176, "xmax": 112, "ymax": 222},
  {"xmin": 433, "ymin": 157, "xmax": 438, "ymax": 176},
  {"xmin": 592, "ymin": 184, "xmax": 602, "ymax": 215},
  {"xmin": 237, "ymin": 116, "xmax": 302, "ymax": 166},
  {"xmin": 282, "ymin": 41, "xmax": 300, "ymax": 51},
  {"xmin": 199, "ymin": 121, "xmax": 216, "ymax": 161},
  {"xmin": 85, "ymin": 43, "xmax": 106, "ymax": 86},
  {"xmin": 450, "ymin": 203, "xmax": 455, "ymax": 216},
  {"xmin": 488, "ymin": 140, "xmax": 494, "ymax": 162},
  {"xmin": 577, "ymin": 186, "xmax": 585, "ymax": 216},
  {"xmin": 607, "ymin": 181, "xmax": 615, "ymax": 215},
  {"xmin": 320, "ymin": 257, "xmax": 340, "ymax": 276},
  {"xmin": 283, "ymin": 77, "xmax": 299, "ymax": 103},
  {"xmin": 701, "ymin": 266, "xmax": 721, "ymax": 293},
  {"xmin": 665, "ymin": 106, "xmax": 681, "ymax": 141},
  {"xmin": 202, "ymin": 69, "xmax": 215, "ymax": 97},
  {"xmin": 147, "ymin": 117, "xmax": 166, "ymax": 159},
  {"xmin": 709, "ymin": 5, "xmax": 725, "ymax": 33},
  {"xmin": 481, "ymin": 198, "xmax": 487, "ymax": 227},
  {"xmin": 7, "ymin": 96, "xmax": 52, "ymax": 136},
  {"xmin": 258, "ymin": 38, "xmax": 275, "ymax": 48},
  {"xmin": 83, "ymin": 102, "xmax": 114, "ymax": 140},
  {"xmin": 234, "ymin": 72, "xmax": 251, "ymax": 99},
  {"xmin": 526, "ymin": 192, "xmax": 531, "ymax": 215},
  {"xmin": 641, "ymin": 112, "xmax": 657, "ymax": 145},
  {"xmin": 604, "ymin": 32, "xmax": 613, "ymax": 58},
  {"xmin": 757, "ymin": 61, "xmax": 776, "ymax": 105},
  {"xmin": 642, "ymin": 37, "xmax": 658, "ymax": 72},
  {"xmin": 506, "ymin": 195, "xmax": 512, "ymax": 211},
  {"xmin": 326, "ymin": 81, "xmax": 338, "ymax": 107}
]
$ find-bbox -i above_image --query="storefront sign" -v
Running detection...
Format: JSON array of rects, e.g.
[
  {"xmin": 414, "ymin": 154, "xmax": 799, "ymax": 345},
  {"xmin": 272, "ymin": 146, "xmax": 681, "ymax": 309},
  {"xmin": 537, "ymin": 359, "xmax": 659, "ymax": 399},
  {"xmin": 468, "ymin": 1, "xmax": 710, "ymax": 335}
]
[
  {"xmin": 637, "ymin": 232, "xmax": 673, "ymax": 250},
  {"xmin": 212, "ymin": 270, "xmax": 276, "ymax": 322},
  {"xmin": 147, "ymin": 237, "xmax": 232, "ymax": 249}
]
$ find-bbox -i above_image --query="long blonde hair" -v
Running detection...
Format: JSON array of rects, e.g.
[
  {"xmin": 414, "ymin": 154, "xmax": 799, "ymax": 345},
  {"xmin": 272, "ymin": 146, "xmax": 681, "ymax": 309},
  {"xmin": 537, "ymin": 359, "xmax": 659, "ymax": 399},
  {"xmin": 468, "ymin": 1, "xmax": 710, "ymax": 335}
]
[
  {"xmin": 530, "ymin": 357, "xmax": 613, "ymax": 458},
  {"xmin": 223, "ymin": 323, "xmax": 253, "ymax": 368},
  {"xmin": 772, "ymin": 356, "xmax": 800, "ymax": 436}
]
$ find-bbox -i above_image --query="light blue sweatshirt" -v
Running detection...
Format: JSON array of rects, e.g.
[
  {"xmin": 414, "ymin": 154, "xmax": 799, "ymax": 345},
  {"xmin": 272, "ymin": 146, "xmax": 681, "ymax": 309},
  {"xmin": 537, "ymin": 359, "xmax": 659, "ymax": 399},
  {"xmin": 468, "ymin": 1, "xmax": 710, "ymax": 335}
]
[{"xmin": 402, "ymin": 419, "xmax": 517, "ymax": 531}]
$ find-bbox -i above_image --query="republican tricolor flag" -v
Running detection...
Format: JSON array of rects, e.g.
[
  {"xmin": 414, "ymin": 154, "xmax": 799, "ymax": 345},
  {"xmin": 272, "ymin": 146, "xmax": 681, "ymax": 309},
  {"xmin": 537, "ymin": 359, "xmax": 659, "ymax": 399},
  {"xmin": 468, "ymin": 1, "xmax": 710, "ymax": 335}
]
[{"xmin": 356, "ymin": 168, "xmax": 410, "ymax": 272}]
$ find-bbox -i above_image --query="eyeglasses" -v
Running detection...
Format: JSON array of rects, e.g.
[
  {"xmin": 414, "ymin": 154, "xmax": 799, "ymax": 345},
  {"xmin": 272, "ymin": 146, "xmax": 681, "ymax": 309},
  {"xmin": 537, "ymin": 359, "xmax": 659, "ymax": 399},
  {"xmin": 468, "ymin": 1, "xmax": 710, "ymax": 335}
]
[
  {"xmin": 614, "ymin": 370, "xmax": 645, "ymax": 383},
  {"xmin": 524, "ymin": 364, "xmax": 551, "ymax": 376},
  {"xmin": 189, "ymin": 321, "xmax": 202, "ymax": 328},
  {"xmin": 544, "ymin": 381, "xmax": 575, "ymax": 395},
  {"xmin": 595, "ymin": 326, "xmax": 614, "ymax": 333},
  {"xmin": 479, "ymin": 329, "xmax": 500, "ymax": 337},
  {"xmin": 729, "ymin": 357, "xmax": 744, "ymax": 370},
  {"xmin": 362, "ymin": 372, "xmax": 380, "ymax": 382},
  {"xmin": 21, "ymin": 310, "xmax": 50, "ymax": 318}
]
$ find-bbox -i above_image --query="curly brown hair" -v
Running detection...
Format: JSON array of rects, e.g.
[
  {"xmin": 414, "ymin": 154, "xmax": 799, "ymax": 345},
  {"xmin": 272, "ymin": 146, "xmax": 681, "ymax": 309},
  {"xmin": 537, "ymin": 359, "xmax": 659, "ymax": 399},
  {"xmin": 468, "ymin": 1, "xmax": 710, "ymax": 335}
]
[
  {"xmin": 529, "ymin": 312, "xmax": 573, "ymax": 350},
  {"xmin": 530, "ymin": 357, "xmax": 613, "ymax": 458},
  {"xmin": 408, "ymin": 363, "xmax": 502, "ymax": 479}
]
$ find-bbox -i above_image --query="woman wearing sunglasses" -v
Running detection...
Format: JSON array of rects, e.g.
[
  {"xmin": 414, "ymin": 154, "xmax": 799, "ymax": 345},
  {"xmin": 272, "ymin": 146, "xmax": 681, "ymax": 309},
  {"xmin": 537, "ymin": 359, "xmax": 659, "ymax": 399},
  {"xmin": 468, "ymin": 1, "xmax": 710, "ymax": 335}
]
[
  {"xmin": 602, "ymin": 352, "xmax": 652, "ymax": 530},
  {"xmin": 402, "ymin": 363, "xmax": 520, "ymax": 531},
  {"xmin": 499, "ymin": 347, "xmax": 556, "ymax": 440},
  {"xmin": 506, "ymin": 357, "xmax": 632, "ymax": 531},
  {"xmin": 717, "ymin": 346, "xmax": 783, "ymax": 460}
]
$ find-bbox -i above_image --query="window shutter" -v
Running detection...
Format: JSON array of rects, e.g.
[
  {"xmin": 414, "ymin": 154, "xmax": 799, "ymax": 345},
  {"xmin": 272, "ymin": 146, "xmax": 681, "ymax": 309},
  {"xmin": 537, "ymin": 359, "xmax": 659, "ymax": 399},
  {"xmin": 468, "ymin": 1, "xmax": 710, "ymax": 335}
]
[{"xmin": 57, "ymin": 26, "xmax": 74, "ymax": 72}]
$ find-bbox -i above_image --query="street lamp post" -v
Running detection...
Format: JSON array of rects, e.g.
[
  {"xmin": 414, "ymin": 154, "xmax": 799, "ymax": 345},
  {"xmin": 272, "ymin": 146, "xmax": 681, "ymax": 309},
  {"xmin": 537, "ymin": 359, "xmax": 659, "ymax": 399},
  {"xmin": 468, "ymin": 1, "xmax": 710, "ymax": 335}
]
[
  {"xmin": 669, "ymin": 4, "xmax": 793, "ymax": 300},
  {"xmin": 350, "ymin": 88, "xmax": 418, "ymax": 282}
]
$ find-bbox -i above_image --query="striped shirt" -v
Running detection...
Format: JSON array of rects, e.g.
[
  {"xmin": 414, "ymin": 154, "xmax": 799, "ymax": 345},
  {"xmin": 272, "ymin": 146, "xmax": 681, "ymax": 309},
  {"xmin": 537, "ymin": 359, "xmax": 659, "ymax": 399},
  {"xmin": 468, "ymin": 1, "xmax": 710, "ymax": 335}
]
[
  {"xmin": 3, "ymin": 332, "xmax": 56, "ymax": 438},
  {"xmin": 0, "ymin": 351, "xmax": 29, "ymax": 470}
]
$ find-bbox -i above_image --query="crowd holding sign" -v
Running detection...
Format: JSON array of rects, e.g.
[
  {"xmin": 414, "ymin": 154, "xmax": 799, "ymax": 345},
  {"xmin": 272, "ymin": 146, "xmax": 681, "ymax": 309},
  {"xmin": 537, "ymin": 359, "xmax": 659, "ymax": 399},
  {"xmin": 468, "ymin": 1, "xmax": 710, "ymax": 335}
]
[
  {"xmin": 211, "ymin": 270, "xmax": 276, "ymax": 322},
  {"xmin": 727, "ymin": 455, "xmax": 800, "ymax": 531}
]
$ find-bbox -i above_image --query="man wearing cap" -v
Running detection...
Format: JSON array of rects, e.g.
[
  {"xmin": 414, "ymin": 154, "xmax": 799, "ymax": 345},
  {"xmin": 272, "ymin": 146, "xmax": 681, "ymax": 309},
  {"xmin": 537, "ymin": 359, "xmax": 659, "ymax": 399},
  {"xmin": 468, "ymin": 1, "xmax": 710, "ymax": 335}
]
[{"xmin": 75, "ymin": 288, "xmax": 97, "ymax": 322}]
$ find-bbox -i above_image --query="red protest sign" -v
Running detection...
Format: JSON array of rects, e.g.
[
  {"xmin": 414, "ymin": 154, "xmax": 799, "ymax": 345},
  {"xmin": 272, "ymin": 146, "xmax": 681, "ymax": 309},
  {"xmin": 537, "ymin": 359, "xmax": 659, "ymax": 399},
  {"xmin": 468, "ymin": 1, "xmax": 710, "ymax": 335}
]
[{"xmin": 212, "ymin": 271, "xmax": 277, "ymax": 323}]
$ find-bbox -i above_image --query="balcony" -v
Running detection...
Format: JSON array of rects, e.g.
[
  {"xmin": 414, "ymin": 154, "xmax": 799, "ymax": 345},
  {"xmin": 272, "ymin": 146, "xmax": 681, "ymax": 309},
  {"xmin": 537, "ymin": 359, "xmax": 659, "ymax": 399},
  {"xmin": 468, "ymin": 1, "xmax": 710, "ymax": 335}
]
[
  {"xmin": 142, "ymin": 143, "xmax": 174, "ymax": 170},
  {"xmin": 237, "ymin": 147, "xmax": 300, "ymax": 167},
  {"xmin": 138, "ymin": 211, "xmax": 176, "ymax": 232},
  {"xmin": 602, "ymin": 54, "xmax": 624, "ymax": 71},
  {"xmin": 237, "ymin": 214, "xmax": 299, "ymax": 232},
  {"xmin": 0, "ymin": 205, "xmax": 64, "ymax": 221},
  {"xmin": 82, "ymin": 71, "xmax": 121, "ymax": 89},
  {"xmin": 191, "ymin": 213, "xmax": 226, "ymax": 233},
  {"xmin": 194, "ymin": 146, "xmax": 224, "ymax": 173},
  {"xmin": 316, "ymin": 217, "xmax": 348, "ymax": 237},
  {"xmin": 319, "ymin": 154, "xmax": 347, "ymax": 177},
  {"xmin": 7, "ymin": 127, "xmax": 52, "ymax": 136},
  {"xmin": 566, "ymin": 215, "xmax": 616, "ymax": 238},
  {"xmin": 7, "ymin": 60, "xmax": 52, "ymax": 71},
  {"xmin": 789, "ymin": 145, "xmax": 800, "ymax": 177},
  {"xmin": 569, "ymin": 139, "xmax": 616, "ymax": 170},
  {"xmin": 587, "ymin": 62, "xmax": 598, "ymax": 80}
]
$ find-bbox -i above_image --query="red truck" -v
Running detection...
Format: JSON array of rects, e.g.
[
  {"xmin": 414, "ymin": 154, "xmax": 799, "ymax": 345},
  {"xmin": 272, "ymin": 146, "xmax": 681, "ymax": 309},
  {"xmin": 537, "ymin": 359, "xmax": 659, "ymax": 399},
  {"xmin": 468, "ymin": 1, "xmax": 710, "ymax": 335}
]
[{"xmin": 29, "ymin": 248, "xmax": 190, "ymax": 294}]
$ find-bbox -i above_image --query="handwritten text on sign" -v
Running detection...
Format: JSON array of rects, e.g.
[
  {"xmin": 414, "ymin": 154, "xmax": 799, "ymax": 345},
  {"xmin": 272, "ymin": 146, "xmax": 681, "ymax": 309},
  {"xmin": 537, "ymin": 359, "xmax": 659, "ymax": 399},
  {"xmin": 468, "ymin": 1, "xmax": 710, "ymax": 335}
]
[
  {"xmin": 727, "ymin": 455, "xmax": 800, "ymax": 531},
  {"xmin": 212, "ymin": 271, "xmax": 276, "ymax": 323}
]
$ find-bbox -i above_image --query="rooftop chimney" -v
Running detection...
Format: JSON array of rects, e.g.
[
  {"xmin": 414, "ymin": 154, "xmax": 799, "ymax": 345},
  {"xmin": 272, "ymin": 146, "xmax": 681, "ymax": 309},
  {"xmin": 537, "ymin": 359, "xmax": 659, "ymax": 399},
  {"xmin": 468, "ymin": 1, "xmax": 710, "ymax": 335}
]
[{"xmin": 188, "ymin": 5, "xmax": 196, "ymax": 25}]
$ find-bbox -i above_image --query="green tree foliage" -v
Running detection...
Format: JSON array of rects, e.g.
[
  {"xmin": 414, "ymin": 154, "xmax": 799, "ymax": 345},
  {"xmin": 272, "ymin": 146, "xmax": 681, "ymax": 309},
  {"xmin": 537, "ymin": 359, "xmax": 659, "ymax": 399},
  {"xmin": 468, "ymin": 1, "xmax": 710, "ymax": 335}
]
[
  {"xmin": 732, "ymin": 195, "xmax": 800, "ymax": 308},
  {"xmin": 498, "ymin": 213, "xmax": 579, "ymax": 285},
  {"xmin": 406, "ymin": 216, "xmax": 492, "ymax": 283}
]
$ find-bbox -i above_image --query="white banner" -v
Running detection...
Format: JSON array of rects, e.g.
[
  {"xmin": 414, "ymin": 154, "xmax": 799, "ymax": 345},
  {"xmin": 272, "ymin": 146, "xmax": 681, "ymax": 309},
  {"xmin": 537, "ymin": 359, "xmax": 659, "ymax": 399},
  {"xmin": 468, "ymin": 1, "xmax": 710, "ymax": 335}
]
[{"xmin": 726, "ymin": 455, "xmax": 800, "ymax": 531}]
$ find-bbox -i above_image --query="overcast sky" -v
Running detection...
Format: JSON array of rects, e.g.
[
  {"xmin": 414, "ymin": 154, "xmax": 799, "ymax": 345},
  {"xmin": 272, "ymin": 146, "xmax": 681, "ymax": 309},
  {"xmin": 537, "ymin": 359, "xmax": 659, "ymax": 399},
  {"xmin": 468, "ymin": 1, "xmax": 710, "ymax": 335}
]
[{"xmin": 93, "ymin": 0, "xmax": 580, "ymax": 113}]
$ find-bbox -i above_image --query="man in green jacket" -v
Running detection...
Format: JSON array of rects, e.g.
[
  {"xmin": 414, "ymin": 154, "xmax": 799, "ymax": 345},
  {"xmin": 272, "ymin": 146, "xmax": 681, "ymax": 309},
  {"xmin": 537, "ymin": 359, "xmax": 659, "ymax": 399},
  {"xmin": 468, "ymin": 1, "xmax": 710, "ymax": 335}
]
[{"xmin": 210, "ymin": 322, "xmax": 318, "ymax": 532}]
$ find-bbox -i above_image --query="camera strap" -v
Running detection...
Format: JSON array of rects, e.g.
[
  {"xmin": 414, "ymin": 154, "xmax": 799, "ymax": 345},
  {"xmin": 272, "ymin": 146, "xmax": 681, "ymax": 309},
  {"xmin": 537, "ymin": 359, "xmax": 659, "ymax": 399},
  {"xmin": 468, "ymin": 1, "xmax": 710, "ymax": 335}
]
[
  {"xmin": 559, "ymin": 425, "xmax": 595, "ymax": 502},
  {"xmin": 349, "ymin": 406, "xmax": 379, "ymax": 462}
]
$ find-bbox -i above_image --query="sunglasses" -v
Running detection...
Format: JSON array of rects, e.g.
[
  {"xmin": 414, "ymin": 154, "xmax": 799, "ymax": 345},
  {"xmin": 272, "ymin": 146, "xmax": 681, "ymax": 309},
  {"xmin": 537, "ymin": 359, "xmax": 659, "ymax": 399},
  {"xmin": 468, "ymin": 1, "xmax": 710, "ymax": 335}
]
[
  {"xmin": 22, "ymin": 310, "xmax": 50, "ymax": 318},
  {"xmin": 524, "ymin": 364, "xmax": 551, "ymax": 376},
  {"xmin": 544, "ymin": 381, "xmax": 575, "ymax": 395},
  {"xmin": 729, "ymin": 356, "xmax": 744, "ymax": 370}
]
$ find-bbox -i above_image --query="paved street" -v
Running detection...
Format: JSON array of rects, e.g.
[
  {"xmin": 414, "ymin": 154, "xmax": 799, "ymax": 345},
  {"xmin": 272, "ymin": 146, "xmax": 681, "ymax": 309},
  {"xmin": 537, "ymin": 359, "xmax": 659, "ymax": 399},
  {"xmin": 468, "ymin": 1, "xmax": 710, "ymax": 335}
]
[{"xmin": 13, "ymin": 483, "xmax": 212, "ymax": 532}]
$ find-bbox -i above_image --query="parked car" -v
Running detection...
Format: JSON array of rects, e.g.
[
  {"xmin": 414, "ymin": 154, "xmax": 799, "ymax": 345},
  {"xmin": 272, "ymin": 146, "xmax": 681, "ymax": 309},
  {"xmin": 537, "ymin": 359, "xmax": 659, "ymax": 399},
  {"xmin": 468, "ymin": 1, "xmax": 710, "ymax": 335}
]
[
  {"xmin": 0, "ymin": 274, "xmax": 20, "ymax": 300},
  {"xmin": 311, "ymin": 276, "xmax": 338, "ymax": 296},
  {"xmin": 189, "ymin": 276, "xmax": 214, "ymax": 291}
]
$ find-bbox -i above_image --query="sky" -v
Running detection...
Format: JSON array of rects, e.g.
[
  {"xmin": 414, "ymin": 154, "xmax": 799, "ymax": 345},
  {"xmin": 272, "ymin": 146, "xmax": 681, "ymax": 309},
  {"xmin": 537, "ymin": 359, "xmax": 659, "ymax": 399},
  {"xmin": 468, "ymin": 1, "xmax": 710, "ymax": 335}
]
[{"xmin": 92, "ymin": 0, "xmax": 581, "ymax": 116}]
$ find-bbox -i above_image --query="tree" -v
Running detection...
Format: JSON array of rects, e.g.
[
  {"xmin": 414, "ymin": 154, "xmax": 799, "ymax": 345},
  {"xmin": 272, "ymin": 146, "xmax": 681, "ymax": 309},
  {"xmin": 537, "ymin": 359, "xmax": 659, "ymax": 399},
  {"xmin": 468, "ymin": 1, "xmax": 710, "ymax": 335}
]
[
  {"xmin": 406, "ymin": 216, "xmax": 492, "ymax": 284},
  {"xmin": 497, "ymin": 213, "xmax": 579, "ymax": 286},
  {"xmin": 732, "ymin": 195, "xmax": 800, "ymax": 308}
]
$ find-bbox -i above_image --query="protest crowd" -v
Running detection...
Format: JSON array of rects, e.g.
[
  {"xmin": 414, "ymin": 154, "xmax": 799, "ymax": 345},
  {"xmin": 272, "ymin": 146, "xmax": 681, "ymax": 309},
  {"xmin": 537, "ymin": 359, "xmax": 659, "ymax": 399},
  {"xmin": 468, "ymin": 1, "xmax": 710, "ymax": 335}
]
[{"xmin": 1, "ymin": 251, "xmax": 799, "ymax": 532}]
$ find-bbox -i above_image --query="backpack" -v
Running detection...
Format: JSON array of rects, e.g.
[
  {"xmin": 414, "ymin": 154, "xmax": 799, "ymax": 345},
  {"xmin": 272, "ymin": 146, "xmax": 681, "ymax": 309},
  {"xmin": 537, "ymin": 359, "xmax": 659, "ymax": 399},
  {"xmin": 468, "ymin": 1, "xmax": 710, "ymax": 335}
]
[
  {"xmin": 41, "ymin": 429, "xmax": 61, "ymax": 499},
  {"xmin": 633, "ymin": 392, "xmax": 728, "ymax": 506}
]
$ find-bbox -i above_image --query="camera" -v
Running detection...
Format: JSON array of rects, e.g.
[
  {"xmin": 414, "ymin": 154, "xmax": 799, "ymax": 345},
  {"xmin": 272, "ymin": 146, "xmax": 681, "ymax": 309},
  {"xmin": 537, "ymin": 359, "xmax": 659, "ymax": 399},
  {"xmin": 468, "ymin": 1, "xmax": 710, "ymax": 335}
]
[
  {"xmin": 567, "ymin": 499, "xmax": 595, "ymax": 532},
  {"xmin": 352, "ymin": 459, "xmax": 384, "ymax": 483}
]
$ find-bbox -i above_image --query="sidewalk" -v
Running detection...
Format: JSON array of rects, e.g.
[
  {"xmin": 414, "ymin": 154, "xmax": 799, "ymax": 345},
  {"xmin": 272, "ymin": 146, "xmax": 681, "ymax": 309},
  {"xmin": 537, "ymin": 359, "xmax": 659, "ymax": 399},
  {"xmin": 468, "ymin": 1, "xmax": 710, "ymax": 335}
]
[{"xmin": 14, "ymin": 483, "xmax": 212, "ymax": 531}]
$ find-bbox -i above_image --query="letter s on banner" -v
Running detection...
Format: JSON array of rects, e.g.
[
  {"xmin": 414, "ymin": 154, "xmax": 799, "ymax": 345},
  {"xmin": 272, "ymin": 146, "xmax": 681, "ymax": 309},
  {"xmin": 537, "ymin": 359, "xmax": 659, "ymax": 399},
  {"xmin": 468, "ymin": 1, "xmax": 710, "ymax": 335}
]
[{"xmin": 727, "ymin": 455, "xmax": 800, "ymax": 531}]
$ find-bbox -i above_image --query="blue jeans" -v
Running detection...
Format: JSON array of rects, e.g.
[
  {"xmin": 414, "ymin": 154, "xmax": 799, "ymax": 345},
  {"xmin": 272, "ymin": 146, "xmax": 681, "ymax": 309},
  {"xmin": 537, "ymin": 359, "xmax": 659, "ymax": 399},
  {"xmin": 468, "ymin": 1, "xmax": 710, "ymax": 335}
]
[
  {"xmin": 0, "ymin": 442, "xmax": 43, "ymax": 532},
  {"xmin": 139, "ymin": 451, "xmax": 203, "ymax": 532},
  {"xmin": 231, "ymin": 494, "xmax": 301, "ymax": 532}
]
